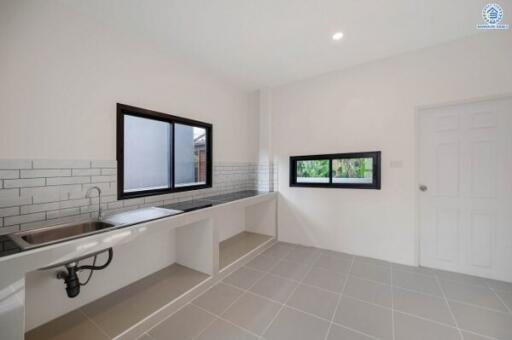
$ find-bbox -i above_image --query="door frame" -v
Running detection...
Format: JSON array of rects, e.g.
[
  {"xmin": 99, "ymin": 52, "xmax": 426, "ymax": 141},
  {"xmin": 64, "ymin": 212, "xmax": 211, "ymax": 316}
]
[{"xmin": 414, "ymin": 93, "xmax": 512, "ymax": 269}]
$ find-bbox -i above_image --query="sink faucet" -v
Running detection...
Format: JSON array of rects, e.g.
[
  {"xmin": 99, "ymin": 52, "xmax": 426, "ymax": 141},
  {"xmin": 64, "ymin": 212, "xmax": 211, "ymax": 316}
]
[{"xmin": 85, "ymin": 186, "xmax": 103, "ymax": 220}]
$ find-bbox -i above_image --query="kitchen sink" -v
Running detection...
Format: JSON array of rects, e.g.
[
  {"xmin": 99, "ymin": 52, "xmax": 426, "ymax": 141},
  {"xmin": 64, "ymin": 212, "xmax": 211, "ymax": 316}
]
[{"xmin": 8, "ymin": 220, "xmax": 117, "ymax": 250}]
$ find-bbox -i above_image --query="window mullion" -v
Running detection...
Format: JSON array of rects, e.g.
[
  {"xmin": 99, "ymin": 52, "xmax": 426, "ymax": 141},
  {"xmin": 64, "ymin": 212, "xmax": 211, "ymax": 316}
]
[
  {"xmin": 328, "ymin": 158, "xmax": 333, "ymax": 184},
  {"xmin": 171, "ymin": 122, "xmax": 175, "ymax": 190}
]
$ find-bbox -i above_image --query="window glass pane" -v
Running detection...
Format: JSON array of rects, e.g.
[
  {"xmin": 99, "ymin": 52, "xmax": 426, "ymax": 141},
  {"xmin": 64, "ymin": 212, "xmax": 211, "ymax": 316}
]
[
  {"xmin": 124, "ymin": 115, "xmax": 171, "ymax": 192},
  {"xmin": 175, "ymin": 124, "xmax": 207, "ymax": 187},
  {"xmin": 296, "ymin": 160, "xmax": 329, "ymax": 183},
  {"xmin": 332, "ymin": 157, "xmax": 373, "ymax": 184}
]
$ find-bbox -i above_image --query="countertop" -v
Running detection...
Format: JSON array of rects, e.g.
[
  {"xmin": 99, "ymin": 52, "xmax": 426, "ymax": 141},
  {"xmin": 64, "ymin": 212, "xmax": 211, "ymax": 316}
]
[{"xmin": 0, "ymin": 190, "xmax": 269, "ymax": 258}]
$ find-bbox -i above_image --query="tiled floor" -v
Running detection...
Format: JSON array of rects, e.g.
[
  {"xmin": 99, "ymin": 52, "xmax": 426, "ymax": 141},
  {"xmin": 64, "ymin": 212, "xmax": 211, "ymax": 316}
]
[
  {"xmin": 219, "ymin": 231, "xmax": 273, "ymax": 269},
  {"xmin": 143, "ymin": 242, "xmax": 512, "ymax": 340},
  {"xmin": 26, "ymin": 264, "xmax": 209, "ymax": 340}
]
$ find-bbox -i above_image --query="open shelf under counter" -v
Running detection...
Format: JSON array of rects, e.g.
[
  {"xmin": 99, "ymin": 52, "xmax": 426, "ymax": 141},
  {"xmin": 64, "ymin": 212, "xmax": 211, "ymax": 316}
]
[
  {"xmin": 219, "ymin": 231, "xmax": 274, "ymax": 270},
  {"xmin": 26, "ymin": 263, "xmax": 209, "ymax": 340}
]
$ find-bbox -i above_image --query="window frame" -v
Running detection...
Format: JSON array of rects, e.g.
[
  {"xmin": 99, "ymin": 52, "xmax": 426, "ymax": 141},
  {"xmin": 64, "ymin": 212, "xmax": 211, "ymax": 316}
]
[
  {"xmin": 289, "ymin": 151, "xmax": 381, "ymax": 189},
  {"xmin": 117, "ymin": 103, "xmax": 212, "ymax": 200}
]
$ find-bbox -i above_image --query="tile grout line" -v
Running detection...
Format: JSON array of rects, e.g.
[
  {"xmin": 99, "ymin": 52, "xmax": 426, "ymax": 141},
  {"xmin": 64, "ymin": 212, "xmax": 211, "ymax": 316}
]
[
  {"xmin": 489, "ymin": 288, "xmax": 512, "ymax": 314},
  {"xmin": 434, "ymin": 273, "xmax": 465, "ymax": 340},
  {"xmin": 238, "ymin": 251, "xmax": 501, "ymax": 339},
  {"xmin": 142, "ymin": 241, "xmax": 276, "ymax": 338},
  {"xmin": 220, "ymin": 279, "xmax": 380, "ymax": 340},
  {"xmin": 125, "ymin": 244, "xmax": 506, "ymax": 340},
  {"xmin": 79, "ymin": 309, "xmax": 113, "ymax": 340},
  {"xmin": 190, "ymin": 248, "xmax": 281, "ymax": 340},
  {"xmin": 268, "ymin": 252, "xmax": 507, "ymax": 340},
  {"xmin": 192, "ymin": 303, "xmax": 261, "ymax": 339},
  {"xmin": 485, "ymin": 281, "xmax": 512, "ymax": 315},
  {"xmin": 322, "ymin": 253, "xmax": 356, "ymax": 340},
  {"xmin": 256, "ymin": 248, "xmax": 320, "ymax": 340}
]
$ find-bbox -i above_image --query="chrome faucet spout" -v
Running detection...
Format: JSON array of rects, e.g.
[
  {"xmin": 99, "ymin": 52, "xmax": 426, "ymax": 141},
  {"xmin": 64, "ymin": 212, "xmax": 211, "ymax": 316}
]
[{"xmin": 85, "ymin": 186, "xmax": 103, "ymax": 220}]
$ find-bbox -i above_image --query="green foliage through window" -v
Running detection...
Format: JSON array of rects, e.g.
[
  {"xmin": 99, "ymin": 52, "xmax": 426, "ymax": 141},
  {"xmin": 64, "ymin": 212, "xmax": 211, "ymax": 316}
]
[
  {"xmin": 333, "ymin": 158, "xmax": 372, "ymax": 178},
  {"xmin": 297, "ymin": 160, "xmax": 329, "ymax": 178}
]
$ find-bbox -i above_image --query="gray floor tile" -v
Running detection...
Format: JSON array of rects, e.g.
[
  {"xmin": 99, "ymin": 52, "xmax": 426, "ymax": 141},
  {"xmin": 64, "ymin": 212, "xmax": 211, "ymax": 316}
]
[
  {"xmin": 245, "ymin": 254, "xmax": 279, "ymax": 272},
  {"xmin": 326, "ymin": 324, "xmax": 375, "ymax": 340},
  {"xmin": 136, "ymin": 334, "xmax": 152, "ymax": 340},
  {"xmin": 344, "ymin": 276, "xmax": 392, "ymax": 308},
  {"xmin": 392, "ymin": 268, "xmax": 443, "ymax": 297},
  {"xmin": 270, "ymin": 259, "xmax": 310, "ymax": 280},
  {"xmin": 441, "ymin": 280, "xmax": 508, "ymax": 312},
  {"xmin": 149, "ymin": 304, "xmax": 216, "ymax": 340},
  {"xmin": 302, "ymin": 266, "xmax": 346, "ymax": 293},
  {"xmin": 393, "ymin": 287, "xmax": 455, "ymax": 325},
  {"xmin": 249, "ymin": 273, "xmax": 298, "ymax": 303},
  {"xmin": 392, "ymin": 263, "xmax": 436, "ymax": 277},
  {"xmin": 314, "ymin": 254, "xmax": 352, "ymax": 273},
  {"xmin": 461, "ymin": 331, "xmax": 495, "ymax": 340},
  {"xmin": 350, "ymin": 260, "xmax": 391, "ymax": 284},
  {"xmin": 435, "ymin": 269, "xmax": 489, "ymax": 287},
  {"xmin": 494, "ymin": 289, "xmax": 512, "ymax": 311},
  {"xmin": 196, "ymin": 319, "xmax": 258, "ymax": 340},
  {"xmin": 219, "ymin": 232, "xmax": 273, "ymax": 269},
  {"xmin": 262, "ymin": 243, "xmax": 293, "ymax": 258},
  {"xmin": 334, "ymin": 296, "xmax": 393, "ymax": 340},
  {"xmin": 264, "ymin": 307, "xmax": 330, "ymax": 340},
  {"xmin": 222, "ymin": 292, "xmax": 281, "ymax": 335},
  {"xmin": 25, "ymin": 310, "xmax": 109, "ymax": 340},
  {"xmin": 285, "ymin": 245, "xmax": 320, "ymax": 264},
  {"xmin": 355, "ymin": 255, "xmax": 391, "ymax": 267},
  {"xmin": 486, "ymin": 279, "xmax": 512, "ymax": 293},
  {"xmin": 223, "ymin": 267, "xmax": 264, "ymax": 290},
  {"xmin": 318, "ymin": 249, "xmax": 355, "ymax": 262},
  {"xmin": 394, "ymin": 312, "xmax": 461, "ymax": 340},
  {"xmin": 450, "ymin": 300, "xmax": 512, "ymax": 339},
  {"xmin": 286, "ymin": 284, "xmax": 339, "ymax": 319},
  {"xmin": 193, "ymin": 283, "xmax": 244, "ymax": 315}
]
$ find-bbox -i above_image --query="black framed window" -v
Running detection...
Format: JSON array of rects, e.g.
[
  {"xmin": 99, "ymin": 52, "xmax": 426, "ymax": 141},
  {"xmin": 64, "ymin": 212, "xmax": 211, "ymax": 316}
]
[
  {"xmin": 117, "ymin": 104, "xmax": 212, "ymax": 199},
  {"xmin": 290, "ymin": 151, "xmax": 381, "ymax": 189}
]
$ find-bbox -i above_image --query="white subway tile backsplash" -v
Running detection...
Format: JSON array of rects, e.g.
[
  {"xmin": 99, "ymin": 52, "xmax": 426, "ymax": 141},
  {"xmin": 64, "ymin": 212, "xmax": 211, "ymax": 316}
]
[
  {"xmin": 91, "ymin": 175, "xmax": 117, "ymax": 183},
  {"xmin": 3, "ymin": 178, "xmax": 46, "ymax": 188},
  {"xmin": 0, "ymin": 159, "xmax": 275, "ymax": 233},
  {"xmin": 46, "ymin": 176, "xmax": 90, "ymax": 186},
  {"xmin": 0, "ymin": 160, "xmax": 32, "ymax": 169},
  {"xmin": 5, "ymin": 212, "xmax": 46, "ymax": 226},
  {"xmin": 72, "ymin": 168, "xmax": 101, "ymax": 176},
  {"xmin": 21, "ymin": 202, "xmax": 61, "ymax": 214},
  {"xmin": 58, "ymin": 198, "xmax": 90, "ymax": 209},
  {"xmin": 100, "ymin": 168, "xmax": 116, "ymax": 175},
  {"xmin": 0, "ymin": 189, "xmax": 32, "ymax": 208},
  {"xmin": 0, "ymin": 225, "xmax": 20, "ymax": 235},
  {"xmin": 21, "ymin": 169, "xmax": 71, "ymax": 178},
  {"xmin": 33, "ymin": 159, "xmax": 90, "ymax": 169},
  {"xmin": 46, "ymin": 208, "xmax": 80, "ymax": 220},
  {"xmin": 122, "ymin": 197, "xmax": 144, "ymax": 207},
  {"xmin": 0, "ymin": 207, "xmax": 20, "ymax": 218},
  {"xmin": 21, "ymin": 185, "xmax": 82, "ymax": 204},
  {"xmin": 0, "ymin": 170, "xmax": 20, "ymax": 179}
]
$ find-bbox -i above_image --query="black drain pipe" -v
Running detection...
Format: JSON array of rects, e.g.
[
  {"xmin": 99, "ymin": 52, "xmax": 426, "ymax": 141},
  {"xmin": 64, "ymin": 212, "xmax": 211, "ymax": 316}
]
[{"xmin": 57, "ymin": 248, "xmax": 113, "ymax": 298}]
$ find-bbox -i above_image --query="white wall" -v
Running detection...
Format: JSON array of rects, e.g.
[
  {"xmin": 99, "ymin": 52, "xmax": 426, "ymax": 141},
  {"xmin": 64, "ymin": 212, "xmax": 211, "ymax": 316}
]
[
  {"xmin": 0, "ymin": 0, "xmax": 258, "ymax": 162},
  {"xmin": 271, "ymin": 32, "xmax": 512, "ymax": 265}
]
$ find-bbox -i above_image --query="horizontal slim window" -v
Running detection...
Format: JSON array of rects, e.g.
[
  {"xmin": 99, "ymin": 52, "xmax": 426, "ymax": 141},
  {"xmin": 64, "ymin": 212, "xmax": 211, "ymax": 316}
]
[
  {"xmin": 290, "ymin": 152, "xmax": 381, "ymax": 189},
  {"xmin": 117, "ymin": 104, "xmax": 212, "ymax": 200}
]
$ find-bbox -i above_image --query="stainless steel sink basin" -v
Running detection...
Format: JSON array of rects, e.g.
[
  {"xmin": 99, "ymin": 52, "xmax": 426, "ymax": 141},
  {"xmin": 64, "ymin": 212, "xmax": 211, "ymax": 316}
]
[{"xmin": 9, "ymin": 220, "xmax": 116, "ymax": 250}]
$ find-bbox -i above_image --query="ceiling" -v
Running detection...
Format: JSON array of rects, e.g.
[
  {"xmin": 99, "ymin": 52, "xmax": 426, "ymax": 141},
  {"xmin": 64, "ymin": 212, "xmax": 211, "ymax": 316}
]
[{"xmin": 64, "ymin": 0, "xmax": 489, "ymax": 91}]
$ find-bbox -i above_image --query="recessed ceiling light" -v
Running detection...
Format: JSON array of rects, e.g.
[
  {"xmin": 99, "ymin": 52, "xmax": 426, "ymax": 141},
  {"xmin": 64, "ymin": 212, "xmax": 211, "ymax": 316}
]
[{"xmin": 332, "ymin": 32, "xmax": 344, "ymax": 41}]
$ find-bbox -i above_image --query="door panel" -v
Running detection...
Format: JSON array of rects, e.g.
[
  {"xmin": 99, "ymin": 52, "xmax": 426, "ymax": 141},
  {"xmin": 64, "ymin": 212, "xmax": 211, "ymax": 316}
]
[{"xmin": 419, "ymin": 97, "xmax": 512, "ymax": 281}]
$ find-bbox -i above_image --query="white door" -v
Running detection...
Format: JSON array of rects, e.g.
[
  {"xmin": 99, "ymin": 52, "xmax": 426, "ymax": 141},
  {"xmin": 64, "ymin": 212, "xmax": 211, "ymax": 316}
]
[{"xmin": 418, "ymin": 97, "xmax": 512, "ymax": 281}]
